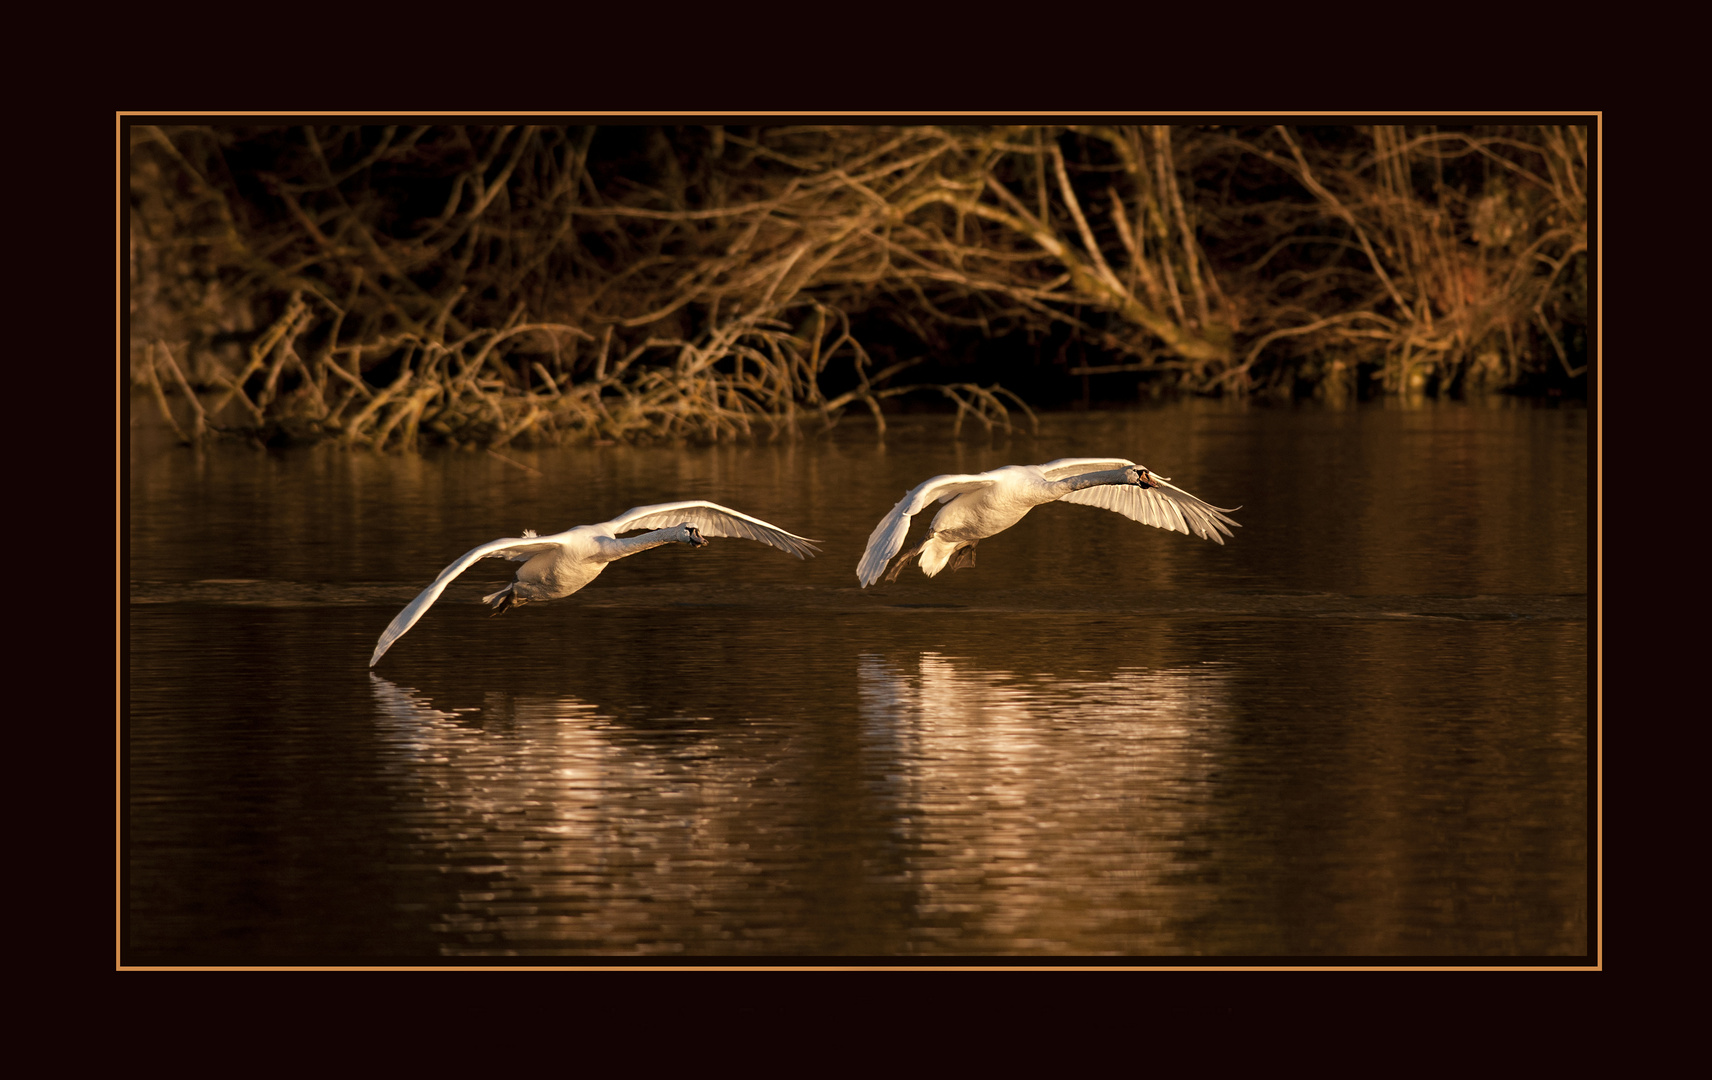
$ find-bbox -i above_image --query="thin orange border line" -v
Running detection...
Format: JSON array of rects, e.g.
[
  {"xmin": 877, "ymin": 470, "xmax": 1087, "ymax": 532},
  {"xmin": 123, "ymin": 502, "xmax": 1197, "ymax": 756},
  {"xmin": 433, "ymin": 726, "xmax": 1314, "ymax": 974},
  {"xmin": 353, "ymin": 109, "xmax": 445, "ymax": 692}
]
[{"xmin": 117, "ymin": 113, "xmax": 1600, "ymax": 972}]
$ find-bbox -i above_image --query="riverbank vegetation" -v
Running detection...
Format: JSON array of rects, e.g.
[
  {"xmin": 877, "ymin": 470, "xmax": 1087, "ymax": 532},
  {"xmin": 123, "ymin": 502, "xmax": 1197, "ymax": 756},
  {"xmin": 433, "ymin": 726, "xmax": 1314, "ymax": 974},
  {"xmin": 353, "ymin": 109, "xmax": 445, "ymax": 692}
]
[{"xmin": 129, "ymin": 122, "xmax": 1589, "ymax": 447}]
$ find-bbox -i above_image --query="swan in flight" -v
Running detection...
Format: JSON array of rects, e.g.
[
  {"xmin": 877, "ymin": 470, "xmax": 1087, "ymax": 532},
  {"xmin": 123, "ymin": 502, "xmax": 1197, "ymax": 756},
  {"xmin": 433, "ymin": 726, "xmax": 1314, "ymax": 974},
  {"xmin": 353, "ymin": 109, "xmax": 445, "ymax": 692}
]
[
  {"xmin": 856, "ymin": 458, "xmax": 1239, "ymax": 587},
  {"xmin": 371, "ymin": 501, "xmax": 820, "ymax": 666}
]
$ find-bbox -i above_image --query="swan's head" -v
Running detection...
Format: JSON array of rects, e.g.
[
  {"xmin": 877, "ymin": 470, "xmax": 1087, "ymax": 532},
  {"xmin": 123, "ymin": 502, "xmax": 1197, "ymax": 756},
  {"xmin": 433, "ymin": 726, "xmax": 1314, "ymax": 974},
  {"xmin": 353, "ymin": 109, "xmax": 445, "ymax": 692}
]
[
  {"xmin": 1127, "ymin": 467, "xmax": 1156, "ymax": 488},
  {"xmin": 678, "ymin": 524, "xmax": 710, "ymax": 547}
]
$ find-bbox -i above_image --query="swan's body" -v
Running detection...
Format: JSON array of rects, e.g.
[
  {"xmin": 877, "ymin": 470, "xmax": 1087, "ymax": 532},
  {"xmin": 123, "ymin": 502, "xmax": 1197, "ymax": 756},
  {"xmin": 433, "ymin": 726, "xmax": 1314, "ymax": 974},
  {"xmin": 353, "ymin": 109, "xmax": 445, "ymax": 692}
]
[
  {"xmin": 371, "ymin": 501, "xmax": 819, "ymax": 666},
  {"xmin": 856, "ymin": 458, "xmax": 1240, "ymax": 587}
]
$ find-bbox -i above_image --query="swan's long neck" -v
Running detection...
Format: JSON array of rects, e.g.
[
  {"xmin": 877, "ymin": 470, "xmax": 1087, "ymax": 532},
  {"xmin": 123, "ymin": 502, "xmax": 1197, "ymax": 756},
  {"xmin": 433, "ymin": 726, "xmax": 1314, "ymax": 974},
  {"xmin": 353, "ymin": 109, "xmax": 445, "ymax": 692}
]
[
  {"xmin": 605, "ymin": 527, "xmax": 689, "ymax": 561},
  {"xmin": 1051, "ymin": 467, "xmax": 1140, "ymax": 496}
]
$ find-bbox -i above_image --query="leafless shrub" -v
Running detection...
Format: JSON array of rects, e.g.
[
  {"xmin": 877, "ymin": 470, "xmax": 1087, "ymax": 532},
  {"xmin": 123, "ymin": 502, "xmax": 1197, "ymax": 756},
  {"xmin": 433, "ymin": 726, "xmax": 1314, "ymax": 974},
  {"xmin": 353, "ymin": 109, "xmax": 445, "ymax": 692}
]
[{"xmin": 129, "ymin": 122, "xmax": 1588, "ymax": 447}]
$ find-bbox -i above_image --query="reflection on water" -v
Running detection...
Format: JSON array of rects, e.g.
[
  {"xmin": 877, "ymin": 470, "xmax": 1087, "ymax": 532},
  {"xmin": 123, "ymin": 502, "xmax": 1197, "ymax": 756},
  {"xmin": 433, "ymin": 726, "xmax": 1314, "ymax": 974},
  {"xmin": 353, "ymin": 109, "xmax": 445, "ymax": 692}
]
[
  {"xmin": 127, "ymin": 400, "xmax": 1591, "ymax": 961},
  {"xmin": 362, "ymin": 657, "xmax": 1240, "ymax": 956},
  {"xmin": 857, "ymin": 654, "xmax": 1236, "ymax": 952}
]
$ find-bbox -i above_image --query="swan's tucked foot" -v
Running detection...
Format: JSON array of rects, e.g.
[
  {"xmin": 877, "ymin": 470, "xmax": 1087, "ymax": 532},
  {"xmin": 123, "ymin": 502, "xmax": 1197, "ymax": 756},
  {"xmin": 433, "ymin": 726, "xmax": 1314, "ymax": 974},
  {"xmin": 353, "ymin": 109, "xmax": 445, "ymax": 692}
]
[
  {"xmin": 883, "ymin": 540, "xmax": 927, "ymax": 583},
  {"xmin": 947, "ymin": 543, "xmax": 978, "ymax": 573},
  {"xmin": 481, "ymin": 585, "xmax": 525, "ymax": 615}
]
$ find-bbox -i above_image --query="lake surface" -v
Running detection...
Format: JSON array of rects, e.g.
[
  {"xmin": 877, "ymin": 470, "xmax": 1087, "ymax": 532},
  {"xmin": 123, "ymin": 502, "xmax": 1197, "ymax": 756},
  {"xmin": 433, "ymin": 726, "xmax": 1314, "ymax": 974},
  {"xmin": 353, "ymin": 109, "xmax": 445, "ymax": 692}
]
[{"xmin": 125, "ymin": 398, "xmax": 1592, "ymax": 962}]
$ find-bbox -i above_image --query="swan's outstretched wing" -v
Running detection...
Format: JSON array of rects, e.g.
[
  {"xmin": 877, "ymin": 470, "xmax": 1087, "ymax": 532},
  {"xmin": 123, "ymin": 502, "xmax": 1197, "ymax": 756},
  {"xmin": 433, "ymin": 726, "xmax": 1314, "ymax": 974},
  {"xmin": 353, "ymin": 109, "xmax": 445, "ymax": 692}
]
[
  {"xmin": 606, "ymin": 501, "xmax": 821, "ymax": 559},
  {"xmin": 1058, "ymin": 476, "xmax": 1242, "ymax": 543},
  {"xmin": 369, "ymin": 536, "xmax": 561, "ymax": 666},
  {"xmin": 856, "ymin": 473, "xmax": 997, "ymax": 587}
]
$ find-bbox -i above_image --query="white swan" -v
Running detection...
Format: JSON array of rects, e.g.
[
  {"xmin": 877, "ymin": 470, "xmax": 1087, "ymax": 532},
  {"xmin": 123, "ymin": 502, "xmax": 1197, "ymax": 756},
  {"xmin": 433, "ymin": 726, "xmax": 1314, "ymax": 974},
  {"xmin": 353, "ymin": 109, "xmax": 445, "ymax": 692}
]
[
  {"xmin": 856, "ymin": 457, "xmax": 1240, "ymax": 587},
  {"xmin": 371, "ymin": 501, "xmax": 820, "ymax": 666}
]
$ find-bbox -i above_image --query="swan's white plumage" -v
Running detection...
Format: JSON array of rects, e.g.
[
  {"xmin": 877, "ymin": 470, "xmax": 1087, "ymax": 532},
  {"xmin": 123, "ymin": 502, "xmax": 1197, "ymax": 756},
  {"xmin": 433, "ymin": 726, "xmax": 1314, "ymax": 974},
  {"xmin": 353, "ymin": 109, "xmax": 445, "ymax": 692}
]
[
  {"xmin": 856, "ymin": 458, "xmax": 1240, "ymax": 587},
  {"xmin": 371, "ymin": 500, "xmax": 819, "ymax": 666},
  {"xmin": 1037, "ymin": 457, "xmax": 1139, "ymax": 479},
  {"xmin": 605, "ymin": 501, "xmax": 821, "ymax": 559},
  {"xmin": 856, "ymin": 474, "xmax": 996, "ymax": 587},
  {"xmin": 370, "ymin": 536, "xmax": 561, "ymax": 666}
]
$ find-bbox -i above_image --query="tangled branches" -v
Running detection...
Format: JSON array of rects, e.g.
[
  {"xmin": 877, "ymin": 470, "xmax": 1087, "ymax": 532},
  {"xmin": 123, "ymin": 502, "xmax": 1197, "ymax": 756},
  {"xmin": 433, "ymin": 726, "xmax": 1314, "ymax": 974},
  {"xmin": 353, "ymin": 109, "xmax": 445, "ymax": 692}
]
[
  {"xmin": 1203, "ymin": 125, "xmax": 1589, "ymax": 395},
  {"xmin": 128, "ymin": 122, "xmax": 1588, "ymax": 448}
]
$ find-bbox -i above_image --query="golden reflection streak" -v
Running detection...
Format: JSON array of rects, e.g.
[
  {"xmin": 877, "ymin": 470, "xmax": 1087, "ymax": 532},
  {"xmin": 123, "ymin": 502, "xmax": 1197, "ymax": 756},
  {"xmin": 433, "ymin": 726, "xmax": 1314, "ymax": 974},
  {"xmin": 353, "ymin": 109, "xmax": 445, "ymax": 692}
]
[
  {"xmin": 367, "ymin": 675, "xmax": 802, "ymax": 956},
  {"xmin": 856, "ymin": 652, "xmax": 1236, "ymax": 953}
]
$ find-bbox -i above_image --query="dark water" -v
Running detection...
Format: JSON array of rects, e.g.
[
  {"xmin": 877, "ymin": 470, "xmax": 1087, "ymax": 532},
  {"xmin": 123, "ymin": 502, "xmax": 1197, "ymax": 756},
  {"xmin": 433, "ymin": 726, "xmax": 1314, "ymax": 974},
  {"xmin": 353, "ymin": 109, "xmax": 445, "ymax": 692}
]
[{"xmin": 126, "ymin": 398, "xmax": 1591, "ymax": 961}]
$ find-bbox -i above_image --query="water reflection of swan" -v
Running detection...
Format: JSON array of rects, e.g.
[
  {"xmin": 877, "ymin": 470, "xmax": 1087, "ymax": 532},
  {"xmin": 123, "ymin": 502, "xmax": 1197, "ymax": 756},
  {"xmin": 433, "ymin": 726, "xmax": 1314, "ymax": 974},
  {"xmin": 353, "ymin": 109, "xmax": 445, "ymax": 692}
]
[
  {"xmin": 856, "ymin": 651, "xmax": 1238, "ymax": 803},
  {"xmin": 857, "ymin": 652, "xmax": 1235, "ymax": 758},
  {"xmin": 856, "ymin": 458, "xmax": 1240, "ymax": 586},
  {"xmin": 367, "ymin": 672, "xmax": 623, "ymax": 888},
  {"xmin": 855, "ymin": 651, "xmax": 1237, "ymax": 949},
  {"xmin": 371, "ymin": 501, "xmax": 820, "ymax": 665},
  {"xmin": 369, "ymin": 671, "xmax": 600, "ymax": 742},
  {"xmin": 369, "ymin": 670, "xmax": 470, "ymax": 726}
]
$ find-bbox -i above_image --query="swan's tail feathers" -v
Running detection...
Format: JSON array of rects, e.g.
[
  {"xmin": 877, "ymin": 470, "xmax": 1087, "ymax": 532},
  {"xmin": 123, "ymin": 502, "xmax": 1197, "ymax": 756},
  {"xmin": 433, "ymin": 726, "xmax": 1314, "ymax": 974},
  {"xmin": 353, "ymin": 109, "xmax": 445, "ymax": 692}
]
[
  {"xmin": 482, "ymin": 584, "xmax": 525, "ymax": 615},
  {"xmin": 915, "ymin": 535, "xmax": 964, "ymax": 578}
]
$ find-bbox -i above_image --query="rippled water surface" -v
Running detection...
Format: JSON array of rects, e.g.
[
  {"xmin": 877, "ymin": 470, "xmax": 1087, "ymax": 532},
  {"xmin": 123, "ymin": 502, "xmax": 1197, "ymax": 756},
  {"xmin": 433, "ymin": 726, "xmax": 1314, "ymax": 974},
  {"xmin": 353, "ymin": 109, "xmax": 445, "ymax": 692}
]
[{"xmin": 126, "ymin": 399, "xmax": 1591, "ymax": 961}]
